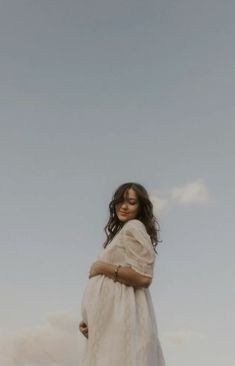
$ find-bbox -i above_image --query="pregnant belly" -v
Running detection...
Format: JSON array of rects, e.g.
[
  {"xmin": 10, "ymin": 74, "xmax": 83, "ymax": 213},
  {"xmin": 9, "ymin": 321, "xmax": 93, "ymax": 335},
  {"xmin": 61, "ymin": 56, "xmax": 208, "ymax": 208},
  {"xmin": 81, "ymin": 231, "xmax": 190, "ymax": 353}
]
[{"xmin": 81, "ymin": 274, "xmax": 113, "ymax": 325}]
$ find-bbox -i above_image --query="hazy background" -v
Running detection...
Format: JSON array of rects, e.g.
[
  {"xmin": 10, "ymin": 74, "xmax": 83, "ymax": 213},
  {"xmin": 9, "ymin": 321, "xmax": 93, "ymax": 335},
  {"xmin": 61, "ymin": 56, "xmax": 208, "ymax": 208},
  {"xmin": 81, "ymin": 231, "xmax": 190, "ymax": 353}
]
[{"xmin": 0, "ymin": 1, "xmax": 234, "ymax": 365}]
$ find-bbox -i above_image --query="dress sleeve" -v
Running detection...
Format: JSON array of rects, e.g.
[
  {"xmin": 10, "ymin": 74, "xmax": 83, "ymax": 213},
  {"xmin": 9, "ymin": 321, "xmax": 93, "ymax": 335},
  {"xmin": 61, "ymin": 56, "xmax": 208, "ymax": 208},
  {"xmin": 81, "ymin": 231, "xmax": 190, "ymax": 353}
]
[{"xmin": 122, "ymin": 219, "xmax": 156, "ymax": 278}]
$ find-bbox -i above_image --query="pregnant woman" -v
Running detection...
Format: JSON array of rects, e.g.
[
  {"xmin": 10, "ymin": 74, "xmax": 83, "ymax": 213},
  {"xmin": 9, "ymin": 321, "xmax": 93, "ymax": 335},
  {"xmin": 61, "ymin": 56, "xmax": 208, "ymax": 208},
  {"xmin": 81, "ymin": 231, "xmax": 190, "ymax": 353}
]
[{"xmin": 79, "ymin": 182, "xmax": 166, "ymax": 366}]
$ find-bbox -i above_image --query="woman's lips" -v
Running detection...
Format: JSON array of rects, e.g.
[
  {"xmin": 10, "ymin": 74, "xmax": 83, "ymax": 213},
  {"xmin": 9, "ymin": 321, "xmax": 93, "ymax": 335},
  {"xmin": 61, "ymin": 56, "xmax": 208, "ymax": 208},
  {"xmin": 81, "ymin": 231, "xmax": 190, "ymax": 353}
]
[{"xmin": 120, "ymin": 211, "xmax": 128, "ymax": 215}]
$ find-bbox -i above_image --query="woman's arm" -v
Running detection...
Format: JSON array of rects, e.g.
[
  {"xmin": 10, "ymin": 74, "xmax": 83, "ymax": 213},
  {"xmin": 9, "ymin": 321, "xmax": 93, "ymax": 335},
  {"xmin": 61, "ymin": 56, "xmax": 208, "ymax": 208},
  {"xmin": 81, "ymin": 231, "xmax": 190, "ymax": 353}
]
[{"xmin": 89, "ymin": 261, "xmax": 152, "ymax": 288}]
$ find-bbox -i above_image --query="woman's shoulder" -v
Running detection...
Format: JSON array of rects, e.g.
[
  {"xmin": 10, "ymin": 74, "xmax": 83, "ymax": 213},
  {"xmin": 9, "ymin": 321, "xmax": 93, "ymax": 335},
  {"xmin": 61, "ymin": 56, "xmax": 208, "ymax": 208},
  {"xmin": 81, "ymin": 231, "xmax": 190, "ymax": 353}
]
[
  {"xmin": 122, "ymin": 219, "xmax": 155, "ymax": 254},
  {"xmin": 123, "ymin": 219, "xmax": 147, "ymax": 234},
  {"xmin": 124, "ymin": 218, "xmax": 145, "ymax": 227}
]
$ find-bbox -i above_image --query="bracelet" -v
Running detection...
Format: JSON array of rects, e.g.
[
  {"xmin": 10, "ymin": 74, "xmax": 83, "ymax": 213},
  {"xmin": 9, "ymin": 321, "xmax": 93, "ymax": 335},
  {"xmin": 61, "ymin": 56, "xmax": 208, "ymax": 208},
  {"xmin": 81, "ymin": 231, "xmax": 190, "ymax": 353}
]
[{"xmin": 113, "ymin": 265, "xmax": 122, "ymax": 282}]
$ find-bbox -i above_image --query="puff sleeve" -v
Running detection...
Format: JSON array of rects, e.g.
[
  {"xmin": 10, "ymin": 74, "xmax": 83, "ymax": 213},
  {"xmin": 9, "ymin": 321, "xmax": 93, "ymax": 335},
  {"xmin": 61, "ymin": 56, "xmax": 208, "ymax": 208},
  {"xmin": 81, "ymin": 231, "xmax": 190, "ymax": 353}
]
[{"xmin": 122, "ymin": 219, "xmax": 156, "ymax": 278}]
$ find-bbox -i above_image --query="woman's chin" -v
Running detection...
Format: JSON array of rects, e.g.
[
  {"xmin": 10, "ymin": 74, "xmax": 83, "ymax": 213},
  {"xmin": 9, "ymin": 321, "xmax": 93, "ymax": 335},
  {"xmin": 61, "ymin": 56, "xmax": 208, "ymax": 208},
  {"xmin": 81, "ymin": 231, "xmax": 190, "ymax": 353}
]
[{"xmin": 117, "ymin": 216, "xmax": 129, "ymax": 222}]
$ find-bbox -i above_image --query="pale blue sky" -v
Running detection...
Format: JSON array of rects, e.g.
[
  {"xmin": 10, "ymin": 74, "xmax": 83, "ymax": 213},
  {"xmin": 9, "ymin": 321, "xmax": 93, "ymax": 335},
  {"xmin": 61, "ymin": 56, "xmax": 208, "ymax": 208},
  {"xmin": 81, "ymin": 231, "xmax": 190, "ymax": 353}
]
[{"xmin": 0, "ymin": 1, "xmax": 234, "ymax": 366}]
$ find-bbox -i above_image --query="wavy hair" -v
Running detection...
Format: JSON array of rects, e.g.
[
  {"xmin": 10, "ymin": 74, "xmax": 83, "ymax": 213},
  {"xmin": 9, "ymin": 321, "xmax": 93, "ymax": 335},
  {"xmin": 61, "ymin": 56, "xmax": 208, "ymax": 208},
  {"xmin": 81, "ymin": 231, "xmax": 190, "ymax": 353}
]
[{"xmin": 103, "ymin": 182, "xmax": 162, "ymax": 254}]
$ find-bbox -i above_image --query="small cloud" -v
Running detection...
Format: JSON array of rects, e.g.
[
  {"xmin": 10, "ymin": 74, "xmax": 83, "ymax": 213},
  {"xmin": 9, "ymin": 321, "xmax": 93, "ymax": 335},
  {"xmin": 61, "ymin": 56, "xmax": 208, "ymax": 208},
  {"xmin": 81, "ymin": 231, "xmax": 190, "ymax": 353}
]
[
  {"xmin": 170, "ymin": 178, "xmax": 210, "ymax": 206},
  {"xmin": 47, "ymin": 311, "xmax": 75, "ymax": 333},
  {"xmin": 0, "ymin": 311, "xmax": 85, "ymax": 366},
  {"xmin": 162, "ymin": 329, "xmax": 207, "ymax": 344},
  {"xmin": 150, "ymin": 195, "xmax": 170, "ymax": 216},
  {"xmin": 150, "ymin": 178, "xmax": 210, "ymax": 216}
]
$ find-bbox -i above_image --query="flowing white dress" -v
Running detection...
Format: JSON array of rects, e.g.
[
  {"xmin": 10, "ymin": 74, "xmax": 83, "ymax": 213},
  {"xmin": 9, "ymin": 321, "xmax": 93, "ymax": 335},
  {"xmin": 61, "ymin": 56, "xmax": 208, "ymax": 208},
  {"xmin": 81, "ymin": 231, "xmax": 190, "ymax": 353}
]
[{"xmin": 80, "ymin": 219, "xmax": 166, "ymax": 366}]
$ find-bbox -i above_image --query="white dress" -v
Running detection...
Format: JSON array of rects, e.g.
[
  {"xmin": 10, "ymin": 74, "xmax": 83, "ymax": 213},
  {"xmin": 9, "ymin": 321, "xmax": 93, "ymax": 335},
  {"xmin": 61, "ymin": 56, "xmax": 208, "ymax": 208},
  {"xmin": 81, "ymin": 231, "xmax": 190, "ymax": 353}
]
[{"xmin": 80, "ymin": 219, "xmax": 166, "ymax": 366}]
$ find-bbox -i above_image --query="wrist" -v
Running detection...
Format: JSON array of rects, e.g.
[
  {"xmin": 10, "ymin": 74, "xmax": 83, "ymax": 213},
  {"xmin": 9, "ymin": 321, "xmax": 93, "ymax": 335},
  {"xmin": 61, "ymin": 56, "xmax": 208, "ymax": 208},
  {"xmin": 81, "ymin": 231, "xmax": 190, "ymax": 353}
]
[
  {"xmin": 99, "ymin": 262, "xmax": 122, "ymax": 282},
  {"xmin": 102, "ymin": 263, "xmax": 117, "ymax": 280},
  {"xmin": 97, "ymin": 262, "xmax": 112, "ymax": 276},
  {"xmin": 113, "ymin": 265, "xmax": 122, "ymax": 282}
]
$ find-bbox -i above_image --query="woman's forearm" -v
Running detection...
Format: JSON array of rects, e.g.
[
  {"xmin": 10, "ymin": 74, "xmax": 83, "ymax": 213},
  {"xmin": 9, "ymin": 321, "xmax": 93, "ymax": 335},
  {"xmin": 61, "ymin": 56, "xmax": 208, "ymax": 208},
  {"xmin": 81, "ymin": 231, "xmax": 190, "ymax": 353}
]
[{"xmin": 101, "ymin": 262, "xmax": 151, "ymax": 288}]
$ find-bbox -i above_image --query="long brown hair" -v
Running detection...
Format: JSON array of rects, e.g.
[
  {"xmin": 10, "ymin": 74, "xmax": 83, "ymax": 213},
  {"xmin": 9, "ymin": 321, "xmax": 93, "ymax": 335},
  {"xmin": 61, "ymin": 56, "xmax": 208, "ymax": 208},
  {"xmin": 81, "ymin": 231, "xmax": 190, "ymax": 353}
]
[{"xmin": 103, "ymin": 182, "xmax": 162, "ymax": 254}]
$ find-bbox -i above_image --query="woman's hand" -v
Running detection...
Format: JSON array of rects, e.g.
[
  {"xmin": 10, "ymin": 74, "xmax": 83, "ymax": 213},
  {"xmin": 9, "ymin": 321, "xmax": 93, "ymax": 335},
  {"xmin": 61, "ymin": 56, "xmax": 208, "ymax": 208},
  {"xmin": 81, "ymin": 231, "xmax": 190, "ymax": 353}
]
[
  {"xmin": 79, "ymin": 320, "xmax": 88, "ymax": 338},
  {"xmin": 88, "ymin": 261, "xmax": 152, "ymax": 288},
  {"xmin": 89, "ymin": 260, "xmax": 107, "ymax": 279}
]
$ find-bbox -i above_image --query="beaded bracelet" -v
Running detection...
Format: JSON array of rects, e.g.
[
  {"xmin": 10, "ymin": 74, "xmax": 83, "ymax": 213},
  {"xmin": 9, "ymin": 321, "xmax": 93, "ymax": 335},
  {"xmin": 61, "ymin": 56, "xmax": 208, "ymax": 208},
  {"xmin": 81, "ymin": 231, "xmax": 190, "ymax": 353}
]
[{"xmin": 113, "ymin": 265, "xmax": 122, "ymax": 282}]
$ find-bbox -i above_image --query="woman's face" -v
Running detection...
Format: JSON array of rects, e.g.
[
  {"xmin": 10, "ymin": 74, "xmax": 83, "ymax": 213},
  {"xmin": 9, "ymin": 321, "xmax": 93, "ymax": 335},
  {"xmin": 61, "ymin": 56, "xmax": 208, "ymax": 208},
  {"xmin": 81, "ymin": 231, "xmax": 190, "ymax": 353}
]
[{"xmin": 115, "ymin": 188, "xmax": 140, "ymax": 222}]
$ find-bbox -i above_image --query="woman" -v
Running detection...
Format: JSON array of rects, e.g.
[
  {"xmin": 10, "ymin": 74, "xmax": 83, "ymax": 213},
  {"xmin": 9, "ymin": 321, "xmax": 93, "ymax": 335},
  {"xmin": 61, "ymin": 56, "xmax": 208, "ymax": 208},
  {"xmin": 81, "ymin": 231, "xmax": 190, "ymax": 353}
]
[{"xmin": 79, "ymin": 182, "xmax": 166, "ymax": 366}]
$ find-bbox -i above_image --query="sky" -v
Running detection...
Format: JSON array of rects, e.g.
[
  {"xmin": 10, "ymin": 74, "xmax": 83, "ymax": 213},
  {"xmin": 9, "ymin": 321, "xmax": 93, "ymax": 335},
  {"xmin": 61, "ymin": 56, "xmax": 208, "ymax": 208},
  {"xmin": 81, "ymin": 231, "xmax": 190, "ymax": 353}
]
[{"xmin": 0, "ymin": 0, "xmax": 235, "ymax": 365}]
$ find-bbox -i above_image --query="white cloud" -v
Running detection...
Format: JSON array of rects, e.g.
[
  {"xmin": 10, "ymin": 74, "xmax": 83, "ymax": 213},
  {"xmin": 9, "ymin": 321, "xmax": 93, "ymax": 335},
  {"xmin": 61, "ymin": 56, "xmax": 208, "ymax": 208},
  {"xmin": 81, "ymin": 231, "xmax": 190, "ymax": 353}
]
[
  {"xmin": 162, "ymin": 329, "xmax": 207, "ymax": 344},
  {"xmin": 150, "ymin": 195, "xmax": 170, "ymax": 216},
  {"xmin": 150, "ymin": 178, "xmax": 210, "ymax": 215},
  {"xmin": 170, "ymin": 178, "xmax": 209, "ymax": 206},
  {"xmin": 0, "ymin": 311, "xmax": 85, "ymax": 366}
]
